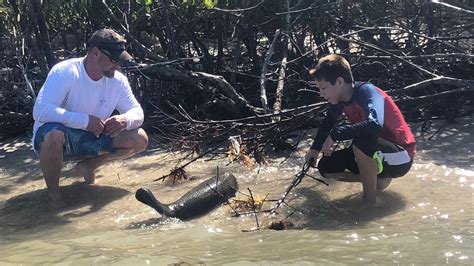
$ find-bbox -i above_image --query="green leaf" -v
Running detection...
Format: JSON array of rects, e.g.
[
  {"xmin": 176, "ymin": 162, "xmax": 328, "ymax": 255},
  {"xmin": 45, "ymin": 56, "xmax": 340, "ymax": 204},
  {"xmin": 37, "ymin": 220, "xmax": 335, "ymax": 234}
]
[
  {"xmin": 203, "ymin": 0, "xmax": 216, "ymax": 9},
  {"xmin": 137, "ymin": 0, "xmax": 153, "ymax": 5}
]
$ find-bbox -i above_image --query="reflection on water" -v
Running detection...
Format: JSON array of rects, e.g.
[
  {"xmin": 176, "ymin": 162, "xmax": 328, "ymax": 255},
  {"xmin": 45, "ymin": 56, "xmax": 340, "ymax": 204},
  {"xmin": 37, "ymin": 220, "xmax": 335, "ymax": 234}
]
[{"xmin": 0, "ymin": 118, "xmax": 473, "ymax": 264}]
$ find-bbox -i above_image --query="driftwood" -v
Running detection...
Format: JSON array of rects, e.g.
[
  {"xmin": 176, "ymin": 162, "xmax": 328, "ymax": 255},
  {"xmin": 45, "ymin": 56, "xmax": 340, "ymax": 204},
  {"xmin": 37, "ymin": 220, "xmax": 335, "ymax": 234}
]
[
  {"xmin": 133, "ymin": 64, "xmax": 263, "ymax": 116},
  {"xmin": 391, "ymin": 77, "xmax": 474, "ymax": 95},
  {"xmin": 0, "ymin": 0, "xmax": 472, "ymax": 145},
  {"xmin": 260, "ymin": 29, "xmax": 281, "ymax": 114}
]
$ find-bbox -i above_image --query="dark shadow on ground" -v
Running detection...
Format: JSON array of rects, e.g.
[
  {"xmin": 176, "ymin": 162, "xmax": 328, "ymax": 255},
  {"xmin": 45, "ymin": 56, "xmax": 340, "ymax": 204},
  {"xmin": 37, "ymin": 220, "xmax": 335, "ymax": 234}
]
[
  {"xmin": 0, "ymin": 137, "xmax": 41, "ymax": 193},
  {"xmin": 283, "ymin": 186, "xmax": 406, "ymax": 230},
  {"xmin": 0, "ymin": 137, "xmax": 171, "ymax": 194},
  {"xmin": 0, "ymin": 183, "xmax": 130, "ymax": 236}
]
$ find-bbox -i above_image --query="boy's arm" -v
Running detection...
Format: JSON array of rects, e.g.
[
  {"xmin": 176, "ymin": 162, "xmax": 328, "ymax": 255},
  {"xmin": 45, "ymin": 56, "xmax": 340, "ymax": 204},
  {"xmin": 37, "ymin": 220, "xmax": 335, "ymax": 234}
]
[
  {"xmin": 33, "ymin": 71, "xmax": 89, "ymax": 129},
  {"xmin": 311, "ymin": 104, "xmax": 343, "ymax": 151},
  {"xmin": 330, "ymin": 85, "xmax": 384, "ymax": 141}
]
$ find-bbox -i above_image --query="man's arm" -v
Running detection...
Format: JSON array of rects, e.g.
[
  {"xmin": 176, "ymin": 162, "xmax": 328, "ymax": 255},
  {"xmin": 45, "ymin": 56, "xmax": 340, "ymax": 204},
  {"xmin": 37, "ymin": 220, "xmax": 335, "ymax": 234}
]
[
  {"xmin": 33, "ymin": 70, "xmax": 89, "ymax": 129},
  {"xmin": 115, "ymin": 79, "xmax": 144, "ymax": 130}
]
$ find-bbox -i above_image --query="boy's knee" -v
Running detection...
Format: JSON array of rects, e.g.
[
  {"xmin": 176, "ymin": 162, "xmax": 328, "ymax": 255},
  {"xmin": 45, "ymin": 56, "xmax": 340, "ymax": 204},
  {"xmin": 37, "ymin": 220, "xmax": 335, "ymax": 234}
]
[
  {"xmin": 352, "ymin": 136, "xmax": 377, "ymax": 159},
  {"xmin": 317, "ymin": 157, "xmax": 330, "ymax": 177},
  {"xmin": 352, "ymin": 144, "xmax": 366, "ymax": 158}
]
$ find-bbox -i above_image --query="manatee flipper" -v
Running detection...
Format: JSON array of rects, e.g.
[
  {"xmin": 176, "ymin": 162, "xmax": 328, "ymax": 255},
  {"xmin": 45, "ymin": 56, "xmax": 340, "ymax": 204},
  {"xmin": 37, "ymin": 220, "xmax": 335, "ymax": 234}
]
[
  {"xmin": 135, "ymin": 187, "xmax": 173, "ymax": 217},
  {"xmin": 135, "ymin": 173, "xmax": 238, "ymax": 220}
]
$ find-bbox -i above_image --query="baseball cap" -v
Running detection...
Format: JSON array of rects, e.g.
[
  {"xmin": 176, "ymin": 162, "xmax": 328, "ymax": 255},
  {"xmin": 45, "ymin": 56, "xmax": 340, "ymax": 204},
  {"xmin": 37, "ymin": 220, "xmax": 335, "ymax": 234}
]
[{"xmin": 88, "ymin": 29, "xmax": 133, "ymax": 63}]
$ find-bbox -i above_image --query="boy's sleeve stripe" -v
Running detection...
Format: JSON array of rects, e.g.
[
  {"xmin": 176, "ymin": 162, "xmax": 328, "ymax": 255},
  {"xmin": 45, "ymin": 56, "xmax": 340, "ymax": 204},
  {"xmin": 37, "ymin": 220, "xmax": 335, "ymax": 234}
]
[{"xmin": 369, "ymin": 89, "xmax": 385, "ymax": 127}]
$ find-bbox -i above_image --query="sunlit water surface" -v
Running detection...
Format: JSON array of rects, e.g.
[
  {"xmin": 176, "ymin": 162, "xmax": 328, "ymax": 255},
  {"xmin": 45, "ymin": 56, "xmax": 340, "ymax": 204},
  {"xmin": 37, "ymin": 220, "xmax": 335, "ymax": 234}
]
[{"xmin": 0, "ymin": 119, "xmax": 472, "ymax": 264}]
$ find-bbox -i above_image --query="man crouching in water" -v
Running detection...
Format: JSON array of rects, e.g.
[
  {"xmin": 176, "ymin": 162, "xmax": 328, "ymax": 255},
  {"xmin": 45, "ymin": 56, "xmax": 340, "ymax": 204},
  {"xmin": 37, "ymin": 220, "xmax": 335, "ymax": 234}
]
[
  {"xmin": 32, "ymin": 29, "xmax": 148, "ymax": 208},
  {"xmin": 305, "ymin": 54, "xmax": 416, "ymax": 205}
]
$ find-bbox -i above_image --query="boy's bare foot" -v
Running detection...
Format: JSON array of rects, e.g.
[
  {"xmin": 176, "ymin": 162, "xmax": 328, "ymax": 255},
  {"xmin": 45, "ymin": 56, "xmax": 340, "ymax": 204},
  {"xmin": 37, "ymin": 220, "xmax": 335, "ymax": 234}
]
[
  {"xmin": 377, "ymin": 177, "xmax": 392, "ymax": 191},
  {"xmin": 48, "ymin": 192, "xmax": 66, "ymax": 209},
  {"xmin": 360, "ymin": 193, "xmax": 387, "ymax": 209},
  {"xmin": 75, "ymin": 162, "xmax": 96, "ymax": 184},
  {"xmin": 362, "ymin": 193, "xmax": 377, "ymax": 206}
]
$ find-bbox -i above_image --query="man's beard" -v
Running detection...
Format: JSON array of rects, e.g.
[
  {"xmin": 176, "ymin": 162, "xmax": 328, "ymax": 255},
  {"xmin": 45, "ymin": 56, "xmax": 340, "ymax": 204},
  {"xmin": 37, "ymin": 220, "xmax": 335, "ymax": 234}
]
[{"xmin": 103, "ymin": 69, "xmax": 115, "ymax": 78}]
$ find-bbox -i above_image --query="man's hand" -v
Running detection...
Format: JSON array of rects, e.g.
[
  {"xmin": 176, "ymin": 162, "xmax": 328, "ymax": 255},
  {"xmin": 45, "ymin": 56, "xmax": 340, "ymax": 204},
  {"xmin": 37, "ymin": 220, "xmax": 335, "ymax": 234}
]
[
  {"xmin": 321, "ymin": 135, "xmax": 335, "ymax": 156},
  {"xmin": 305, "ymin": 149, "xmax": 319, "ymax": 167},
  {"xmin": 104, "ymin": 114, "xmax": 127, "ymax": 137},
  {"xmin": 87, "ymin": 115, "xmax": 105, "ymax": 138}
]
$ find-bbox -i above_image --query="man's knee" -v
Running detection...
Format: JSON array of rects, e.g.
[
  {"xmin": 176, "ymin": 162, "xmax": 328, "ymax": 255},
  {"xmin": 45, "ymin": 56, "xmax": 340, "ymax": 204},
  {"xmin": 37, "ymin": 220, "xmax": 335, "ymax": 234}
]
[
  {"xmin": 126, "ymin": 128, "xmax": 148, "ymax": 153},
  {"xmin": 42, "ymin": 130, "xmax": 65, "ymax": 150},
  {"xmin": 135, "ymin": 128, "xmax": 149, "ymax": 152},
  {"xmin": 113, "ymin": 128, "xmax": 148, "ymax": 152}
]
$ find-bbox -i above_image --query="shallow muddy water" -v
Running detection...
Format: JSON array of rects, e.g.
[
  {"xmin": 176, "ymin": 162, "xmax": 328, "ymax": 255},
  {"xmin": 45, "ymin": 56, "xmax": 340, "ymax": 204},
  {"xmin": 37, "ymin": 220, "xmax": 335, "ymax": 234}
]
[{"xmin": 0, "ymin": 119, "xmax": 472, "ymax": 264}]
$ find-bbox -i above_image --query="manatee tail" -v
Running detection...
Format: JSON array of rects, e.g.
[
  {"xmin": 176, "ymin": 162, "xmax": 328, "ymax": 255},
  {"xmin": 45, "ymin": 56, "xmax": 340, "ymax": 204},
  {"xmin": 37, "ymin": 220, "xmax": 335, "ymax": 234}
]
[
  {"xmin": 135, "ymin": 188, "xmax": 174, "ymax": 217},
  {"xmin": 135, "ymin": 173, "xmax": 239, "ymax": 220}
]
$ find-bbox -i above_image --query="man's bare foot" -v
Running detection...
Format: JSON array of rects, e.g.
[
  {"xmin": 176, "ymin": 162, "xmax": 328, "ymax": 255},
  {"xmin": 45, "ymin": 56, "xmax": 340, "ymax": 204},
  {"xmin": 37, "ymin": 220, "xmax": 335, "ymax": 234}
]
[
  {"xmin": 48, "ymin": 193, "xmax": 66, "ymax": 209},
  {"xmin": 75, "ymin": 162, "xmax": 96, "ymax": 184}
]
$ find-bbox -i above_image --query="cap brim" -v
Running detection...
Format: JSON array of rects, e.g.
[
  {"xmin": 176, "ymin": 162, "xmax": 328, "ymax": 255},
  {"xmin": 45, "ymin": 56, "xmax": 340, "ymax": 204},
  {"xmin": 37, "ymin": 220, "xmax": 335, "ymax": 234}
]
[
  {"xmin": 120, "ymin": 60, "xmax": 139, "ymax": 69},
  {"xmin": 117, "ymin": 50, "xmax": 133, "ymax": 62}
]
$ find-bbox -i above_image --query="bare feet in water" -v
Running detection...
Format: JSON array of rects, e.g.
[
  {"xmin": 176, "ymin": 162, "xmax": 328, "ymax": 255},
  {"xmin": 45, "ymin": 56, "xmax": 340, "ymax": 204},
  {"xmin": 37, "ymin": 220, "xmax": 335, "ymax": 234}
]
[
  {"xmin": 48, "ymin": 192, "xmax": 66, "ymax": 209},
  {"xmin": 360, "ymin": 193, "xmax": 387, "ymax": 209},
  {"xmin": 75, "ymin": 162, "xmax": 96, "ymax": 184}
]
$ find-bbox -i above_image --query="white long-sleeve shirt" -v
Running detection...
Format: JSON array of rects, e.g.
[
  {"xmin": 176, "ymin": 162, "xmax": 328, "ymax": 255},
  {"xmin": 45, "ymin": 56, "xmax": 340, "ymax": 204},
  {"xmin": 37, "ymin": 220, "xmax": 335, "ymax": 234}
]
[{"xmin": 32, "ymin": 57, "xmax": 144, "ymax": 145}]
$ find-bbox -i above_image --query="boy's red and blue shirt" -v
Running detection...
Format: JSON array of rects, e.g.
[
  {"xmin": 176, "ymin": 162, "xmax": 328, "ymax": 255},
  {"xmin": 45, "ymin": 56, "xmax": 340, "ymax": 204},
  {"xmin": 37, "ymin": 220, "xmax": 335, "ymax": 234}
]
[{"xmin": 312, "ymin": 82, "xmax": 416, "ymax": 158}]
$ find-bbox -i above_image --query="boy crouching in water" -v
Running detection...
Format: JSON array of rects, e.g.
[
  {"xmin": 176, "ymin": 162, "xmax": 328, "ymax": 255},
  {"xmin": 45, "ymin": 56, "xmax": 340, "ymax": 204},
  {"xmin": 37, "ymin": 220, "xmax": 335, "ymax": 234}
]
[{"xmin": 305, "ymin": 54, "xmax": 416, "ymax": 205}]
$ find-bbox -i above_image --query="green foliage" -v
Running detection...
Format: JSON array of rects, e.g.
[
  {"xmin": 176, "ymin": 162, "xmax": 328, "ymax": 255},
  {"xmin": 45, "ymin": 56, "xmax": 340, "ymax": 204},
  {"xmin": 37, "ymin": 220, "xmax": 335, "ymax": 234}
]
[
  {"xmin": 182, "ymin": 0, "xmax": 218, "ymax": 9},
  {"xmin": 203, "ymin": 0, "xmax": 217, "ymax": 8},
  {"xmin": 0, "ymin": 0, "xmax": 5, "ymax": 15},
  {"xmin": 137, "ymin": 0, "xmax": 153, "ymax": 5},
  {"xmin": 136, "ymin": 0, "xmax": 153, "ymax": 16}
]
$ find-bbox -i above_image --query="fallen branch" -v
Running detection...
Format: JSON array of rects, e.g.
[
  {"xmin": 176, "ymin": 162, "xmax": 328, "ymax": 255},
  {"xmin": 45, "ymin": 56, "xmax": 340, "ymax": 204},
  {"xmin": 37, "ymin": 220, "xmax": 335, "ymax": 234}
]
[
  {"xmin": 332, "ymin": 34, "xmax": 440, "ymax": 78},
  {"xmin": 260, "ymin": 29, "xmax": 281, "ymax": 114},
  {"xmin": 134, "ymin": 65, "xmax": 263, "ymax": 115},
  {"xmin": 272, "ymin": 158, "xmax": 328, "ymax": 212},
  {"xmin": 391, "ymin": 76, "xmax": 474, "ymax": 95}
]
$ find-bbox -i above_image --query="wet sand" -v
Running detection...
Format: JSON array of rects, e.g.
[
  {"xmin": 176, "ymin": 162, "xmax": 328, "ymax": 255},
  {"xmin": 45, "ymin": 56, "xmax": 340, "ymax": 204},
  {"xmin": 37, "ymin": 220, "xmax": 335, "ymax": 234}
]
[{"xmin": 0, "ymin": 117, "xmax": 472, "ymax": 264}]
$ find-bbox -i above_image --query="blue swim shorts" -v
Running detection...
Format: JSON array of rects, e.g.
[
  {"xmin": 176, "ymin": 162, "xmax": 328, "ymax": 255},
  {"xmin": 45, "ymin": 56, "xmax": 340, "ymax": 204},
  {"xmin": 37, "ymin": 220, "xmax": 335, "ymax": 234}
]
[{"xmin": 34, "ymin": 122, "xmax": 114, "ymax": 161}]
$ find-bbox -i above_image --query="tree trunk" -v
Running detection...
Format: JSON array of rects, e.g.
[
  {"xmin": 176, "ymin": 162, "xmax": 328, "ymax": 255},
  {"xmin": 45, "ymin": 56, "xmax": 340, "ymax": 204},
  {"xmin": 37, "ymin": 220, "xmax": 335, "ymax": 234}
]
[{"xmin": 29, "ymin": 0, "xmax": 55, "ymax": 68}]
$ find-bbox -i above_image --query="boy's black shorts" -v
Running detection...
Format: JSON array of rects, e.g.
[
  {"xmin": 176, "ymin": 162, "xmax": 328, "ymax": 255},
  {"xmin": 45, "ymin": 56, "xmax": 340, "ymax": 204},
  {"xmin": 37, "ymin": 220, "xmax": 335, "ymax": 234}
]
[{"xmin": 318, "ymin": 137, "xmax": 413, "ymax": 179}]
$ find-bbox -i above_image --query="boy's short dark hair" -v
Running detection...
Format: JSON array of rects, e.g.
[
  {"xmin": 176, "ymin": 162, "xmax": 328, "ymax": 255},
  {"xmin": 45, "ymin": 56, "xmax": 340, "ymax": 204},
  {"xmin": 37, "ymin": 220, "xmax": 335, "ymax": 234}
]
[{"xmin": 309, "ymin": 54, "xmax": 354, "ymax": 85}]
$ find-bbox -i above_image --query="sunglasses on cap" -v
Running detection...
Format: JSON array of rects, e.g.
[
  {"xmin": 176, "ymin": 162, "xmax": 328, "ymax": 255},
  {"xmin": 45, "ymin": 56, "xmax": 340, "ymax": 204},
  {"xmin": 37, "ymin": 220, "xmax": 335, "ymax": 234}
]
[
  {"xmin": 97, "ymin": 47, "xmax": 120, "ymax": 63},
  {"xmin": 90, "ymin": 41, "xmax": 132, "ymax": 63}
]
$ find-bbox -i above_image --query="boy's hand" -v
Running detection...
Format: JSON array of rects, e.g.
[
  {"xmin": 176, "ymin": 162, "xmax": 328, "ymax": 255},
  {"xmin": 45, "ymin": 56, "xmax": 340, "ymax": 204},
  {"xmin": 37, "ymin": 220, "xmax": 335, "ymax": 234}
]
[
  {"xmin": 305, "ymin": 149, "xmax": 319, "ymax": 167},
  {"xmin": 321, "ymin": 136, "xmax": 335, "ymax": 156},
  {"xmin": 104, "ymin": 115, "xmax": 127, "ymax": 137}
]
